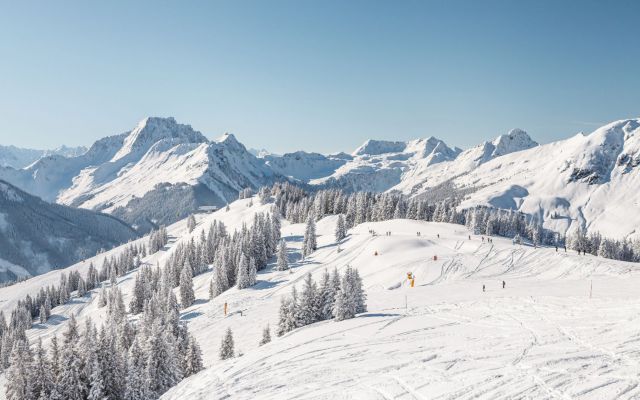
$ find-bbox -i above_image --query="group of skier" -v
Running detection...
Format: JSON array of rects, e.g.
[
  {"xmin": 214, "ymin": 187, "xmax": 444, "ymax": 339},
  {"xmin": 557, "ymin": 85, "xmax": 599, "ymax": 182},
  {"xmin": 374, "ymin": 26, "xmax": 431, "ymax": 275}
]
[{"xmin": 482, "ymin": 280, "xmax": 506, "ymax": 292}]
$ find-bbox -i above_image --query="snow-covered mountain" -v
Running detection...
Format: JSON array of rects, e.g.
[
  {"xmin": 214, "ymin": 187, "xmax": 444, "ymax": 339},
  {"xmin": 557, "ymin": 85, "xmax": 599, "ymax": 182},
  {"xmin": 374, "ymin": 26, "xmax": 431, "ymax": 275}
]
[
  {"xmin": 262, "ymin": 151, "xmax": 351, "ymax": 181},
  {"xmin": 2, "ymin": 116, "xmax": 640, "ymax": 240},
  {"xmin": 0, "ymin": 144, "xmax": 87, "ymax": 169},
  {"xmin": 0, "ymin": 117, "xmax": 282, "ymax": 232},
  {"xmin": 263, "ymin": 137, "xmax": 461, "ymax": 192},
  {"xmin": 0, "ymin": 180, "xmax": 137, "ymax": 282},
  {"xmin": 396, "ymin": 119, "xmax": 640, "ymax": 239}
]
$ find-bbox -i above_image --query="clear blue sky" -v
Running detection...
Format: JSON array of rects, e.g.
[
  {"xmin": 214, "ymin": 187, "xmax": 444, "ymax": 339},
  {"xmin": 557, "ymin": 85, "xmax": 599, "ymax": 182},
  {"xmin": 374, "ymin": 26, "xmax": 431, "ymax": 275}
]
[{"xmin": 0, "ymin": 0, "xmax": 638, "ymax": 154}]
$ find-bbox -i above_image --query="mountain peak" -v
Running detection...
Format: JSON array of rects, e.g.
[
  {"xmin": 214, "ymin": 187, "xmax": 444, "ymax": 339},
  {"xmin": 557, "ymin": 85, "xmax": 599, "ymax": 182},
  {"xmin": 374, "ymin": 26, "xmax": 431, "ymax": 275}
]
[
  {"xmin": 352, "ymin": 139, "xmax": 406, "ymax": 156},
  {"xmin": 111, "ymin": 117, "xmax": 208, "ymax": 162},
  {"xmin": 490, "ymin": 128, "xmax": 538, "ymax": 157},
  {"xmin": 217, "ymin": 132, "xmax": 239, "ymax": 144}
]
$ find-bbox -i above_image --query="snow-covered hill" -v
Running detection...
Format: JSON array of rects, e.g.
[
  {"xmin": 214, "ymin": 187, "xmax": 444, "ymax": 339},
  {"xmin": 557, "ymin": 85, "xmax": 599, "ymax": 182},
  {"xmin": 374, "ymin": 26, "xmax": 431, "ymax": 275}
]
[
  {"xmin": 3, "ymin": 196, "xmax": 640, "ymax": 399},
  {"xmin": 0, "ymin": 180, "xmax": 137, "ymax": 282},
  {"xmin": 0, "ymin": 144, "xmax": 87, "ymax": 169}
]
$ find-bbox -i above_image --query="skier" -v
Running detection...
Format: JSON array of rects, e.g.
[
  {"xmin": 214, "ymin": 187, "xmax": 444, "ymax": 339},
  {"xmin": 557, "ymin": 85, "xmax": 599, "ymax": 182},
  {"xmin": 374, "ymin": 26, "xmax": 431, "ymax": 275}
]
[
  {"xmin": 482, "ymin": 284, "xmax": 486, "ymax": 292},
  {"xmin": 224, "ymin": 302, "xmax": 228, "ymax": 316},
  {"xmin": 437, "ymin": 234, "xmax": 440, "ymax": 239},
  {"xmin": 502, "ymin": 281, "xmax": 505, "ymax": 289},
  {"xmin": 469, "ymin": 235, "xmax": 471, "ymax": 240}
]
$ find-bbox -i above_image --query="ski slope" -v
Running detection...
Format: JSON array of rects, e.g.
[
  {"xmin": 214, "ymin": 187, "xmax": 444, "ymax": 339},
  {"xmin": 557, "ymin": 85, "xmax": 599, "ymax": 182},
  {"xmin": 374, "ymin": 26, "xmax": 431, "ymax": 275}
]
[{"xmin": 2, "ymin": 198, "xmax": 640, "ymax": 399}]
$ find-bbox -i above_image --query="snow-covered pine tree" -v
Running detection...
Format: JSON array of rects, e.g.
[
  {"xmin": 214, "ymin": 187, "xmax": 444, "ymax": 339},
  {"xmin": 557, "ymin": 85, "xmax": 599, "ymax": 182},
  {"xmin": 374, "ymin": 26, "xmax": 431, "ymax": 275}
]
[
  {"xmin": 332, "ymin": 271, "xmax": 357, "ymax": 322},
  {"xmin": 144, "ymin": 322, "xmax": 182, "ymax": 398},
  {"xmin": 276, "ymin": 240, "xmax": 289, "ymax": 271},
  {"xmin": 289, "ymin": 286, "xmax": 301, "ymax": 328},
  {"xmin": 49, "ymin": 335, "xmax": 61, "ymax": 387},
  {"xmin": 298, "ymin": 273, "xmax": 319, "ymax": 325},
  {"xmin": 39, "ymin": 304, "xmax": 47, "ymax": 324},
  {"xmin": 259, "ymin": 324, "xmax": 271, "ymax": 346},
  {"xmin": 32, "ymin": 338, "xmax": 54, "ymax": 400},
  {"xmin": 179, "ymin": 262, "xmax": 195, "ymax": 308},
  {"xmin": 276, "ymin": 297, "xmax": 292, "ymax": 337},
  {"xmin": 259, "ymin": 186, "xmax": 271, "ymax": 204},
  {"xmin": 236, "ymin": 253, "xmax": 251, "ymax": 289},
  {"xmin": 220, "ymin": 328, "xmax": 235, "ymax": 360},
  {"xmin": 248, "ymin": 257, "xmax": 257, "ymax": 286},
  {"xmin": 335, "ymin": 214, "xmax": 347, "ymax": 242},
  {"xmin": 271, "ymin": 210, "xmax": 281, "ymax": 250},
  {"xmin": 58, "ymin": 315, "xmax": 87, "ymax": 400},
  {"xmin": 5, "ymin": 339, "xmax": 34, "ymax": 400},
  {"xmin": 317, "ymin": 269, "xmax": 334, "ymax": 320},
  {"xmin": 87, "ymin": 358, "xmax": 106, "ymax": 400},
  {"xmin": 184, "ymin": 334, "xmax": 204, "ymax": 377},
  {"xmin": 210, "ymin": 250, "xmax": 229, "ymax": 298},
  {"xmin": 351, "ymin": 268, "xmax": 367, "ymax": 314},
  {"xmin": 302, "ymin": 213, "xmax": 317, "ymax": 258},
  {"xmin": 125, "ymin": 338, "xmax": 149, "ymax": 400},
  {"xmin": 187, "ymin": 214, "xmax": 197, "ymax": 233}
]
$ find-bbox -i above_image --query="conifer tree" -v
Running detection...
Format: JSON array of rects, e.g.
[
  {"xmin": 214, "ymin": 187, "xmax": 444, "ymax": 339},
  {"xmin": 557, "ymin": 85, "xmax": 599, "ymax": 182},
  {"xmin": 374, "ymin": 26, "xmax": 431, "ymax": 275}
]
[
  {"xmin": 39, "ymin": 304, "xmax": 47, "ymax": 324},
  {"xmin": 236, "ymin": 254, "xmax": 251, "ymax": 289},
  {"xmin": 187, "ymin": 214, "xmax": 197, "ymax": 233},
  {"xmin": 5, "ymin": 339, "xmax": 34, "ymax": 400},
  {"xmin": 276, "ymin": 240, "xmax": 289, "ymax": 271},
  {"xmin": 145, "ymin": 323, "xmax": 182, "ymax": 398},
  {"xmin": 87, "ymin": 358, "xmax": 106, "ymax": 400},
  {"xmin": 58, "ymin": 315, "xmax": 87, "ymax": 400},
  {"xmin": 179, "ymin": 263, "xmax": 195, "ymax": 308},
  {"xmin": 298, "ymin": 273, "xmax": 319, "ymax": 325},
  {"xmin": 32, "ymin": 338, "xmax": 54, "ymax": 400},
  {"xmin": 335, "ymin": 214, "xmax": 347, "ymax": 242},
  {"xmin": 125, "ymin": 338, "xmax": 149, "ymax": 400},
  {"xmin": 352, "ymin": 268, "xmax": 367, "ymax": 314},
  {"xmin": 318, "ymin": 269, "xmax": 336, "ymax": 320},
  {"xmin": 248, "ymin": 257, "xmax": 257, "ymax": 287},
  {"xmin": 276, "ymin": 297, "xmax": 291, "ymax": 337},
  {"xmin": 259, "ymin": 324, "xmax": 271, "ymax": 346},
  {"xmin": 302, "ymin": 214, "xmax": 317, "ymax": 258},
  {"xmin": 184, "ymin": 335, "xmax": 204, "ymax": 376},
  {"xmin": 220, "ymin": 328, "xmax": 235, "ymax": 360}
]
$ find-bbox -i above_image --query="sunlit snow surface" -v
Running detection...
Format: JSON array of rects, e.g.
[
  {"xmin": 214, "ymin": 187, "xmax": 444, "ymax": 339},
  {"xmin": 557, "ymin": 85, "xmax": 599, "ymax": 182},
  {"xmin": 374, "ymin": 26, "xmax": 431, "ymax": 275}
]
[{"xmin": 2, "ymin": 198, "xmax": 640, "ymax": 399}]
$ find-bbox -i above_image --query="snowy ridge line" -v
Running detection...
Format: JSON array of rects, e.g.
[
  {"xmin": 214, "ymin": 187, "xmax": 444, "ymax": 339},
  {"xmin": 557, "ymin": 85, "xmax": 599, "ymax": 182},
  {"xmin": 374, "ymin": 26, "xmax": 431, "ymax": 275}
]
[{"xmin": 3, "ymin": 116, "xmax": 640, "ymax": 246}]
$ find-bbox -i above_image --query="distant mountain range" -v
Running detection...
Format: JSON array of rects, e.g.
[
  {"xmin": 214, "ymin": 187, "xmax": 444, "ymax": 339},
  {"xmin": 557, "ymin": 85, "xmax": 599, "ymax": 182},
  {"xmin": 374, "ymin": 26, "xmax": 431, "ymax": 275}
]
[
  {"xmin": 0, "ymin": 144, "xmax": 87, "ymax": 169},
  {"xmin": 1, "ymin": 116, "xmax": 639, "ymax": 240}
]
